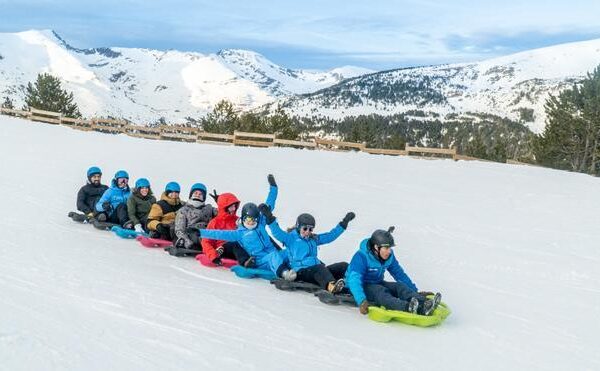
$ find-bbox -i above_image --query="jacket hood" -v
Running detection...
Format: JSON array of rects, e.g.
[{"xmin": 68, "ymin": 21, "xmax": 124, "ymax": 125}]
[{"xmin": 216, "ymin": 193, "xmax": 240, "ymax": 215}]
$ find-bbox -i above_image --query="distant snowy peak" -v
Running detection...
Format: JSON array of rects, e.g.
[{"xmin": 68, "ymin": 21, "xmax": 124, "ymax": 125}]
[
  {"xmin": 0, "ymin": 29, "xmax": 373, "ymax": 123},
  {"xmin": 276, "ymin": 38, "xmax": 600, "ymax": 132}
]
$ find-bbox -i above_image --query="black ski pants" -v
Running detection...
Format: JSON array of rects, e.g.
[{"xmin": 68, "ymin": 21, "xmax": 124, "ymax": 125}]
[
  {"xmin": 363, "ymin": 281, "xmax": 425, "ymax": 311},
  {"xmin": 296, "ymin": 262, "xmax": 348, "ymax": 289}
]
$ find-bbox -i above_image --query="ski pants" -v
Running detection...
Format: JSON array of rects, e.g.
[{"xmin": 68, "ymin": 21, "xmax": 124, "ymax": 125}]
[
  {"xmin": 221, "ymin": 241, "xmax": 250, "ymax": 265},
  {"xmin": 107, "ymin": 203, "xmax": 129, "ymax": 226},
  {"xmin": 364, "ymin": 281, "xmax": 425, "ymax": 311},
  {"xmin": 296, "ymin": 262, "xmax": 348, "ymax": 289}
]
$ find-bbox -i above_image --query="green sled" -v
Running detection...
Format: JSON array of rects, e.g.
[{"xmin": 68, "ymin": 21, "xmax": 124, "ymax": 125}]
[{"xmin": 367, "ymin": 302, "xmax": 451, "ymax": 327}]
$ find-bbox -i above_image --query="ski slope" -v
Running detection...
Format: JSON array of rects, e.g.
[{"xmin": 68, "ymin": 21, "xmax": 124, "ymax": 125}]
[{"xmin": 1, "ymin": 116, "xmax": 599, "ymax": 371}]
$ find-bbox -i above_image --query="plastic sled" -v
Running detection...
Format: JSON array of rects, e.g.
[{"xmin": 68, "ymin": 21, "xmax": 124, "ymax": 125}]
[
  {"xmin": 196, "ymin": 254, "xmax": 237, "ymax": 268},
  {"xmin": 367, "ymin": 301, "xmax": 451, "ymax": 327},
  {"xmin": 111, "ymin": 226, "xmax": 147, "ymax": 239},
  {"xmin": 230, "ymin": 265, "xmax": 276, "ymax": 280},
  {"xmin": 136, "ymin": 235, "xmax": 173, "ymax": 248}
]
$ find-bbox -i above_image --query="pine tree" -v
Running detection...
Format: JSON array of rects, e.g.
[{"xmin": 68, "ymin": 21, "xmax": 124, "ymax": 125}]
[
  {"xmin": 1, "ymin": 96, "xmax": 14, "ymax": 109},
  {"xmin": 266, "ymin": 106, "xmax": 300, "ymax": 140},
  {"xmin": 201, "ymin": 100, "xmax": 239, "ymax": 134},
  {"xmin": 24, "ymin": 73, "xmax": 81, "ymax": 117},
  {"xmin": 534, "ymin": 65, "xmax": 600, "ymax": 175}
]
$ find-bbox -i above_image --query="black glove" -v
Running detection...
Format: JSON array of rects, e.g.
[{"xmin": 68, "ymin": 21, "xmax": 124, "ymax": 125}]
[
  {"xmin": 209, "ymin": 189, "xmax": 219, "ymax": 202},
  {"xmin": 102, "ymin": 201, "xmax": 112, "ymax": 213},
  {"xmin": 267, "ymin": 174, "xmax": 277, "ymax": 187},
  {"xmin": 156, "ymin": 223, "xmax": 170, "ymax": 237},
  {"xmin": 339, "ymin": 212, "xmax": 355, "ymax": 229},
  {"xmin": 216, "ymin": 246, "xmax": 224, "ymax": 256},
  {"xmin": 258, "ymin": 203, "xmax": 276, "ymax": 224},
  {"xmin": 212, "ymin": 257, "xmax": 223, "ymax": 266}
]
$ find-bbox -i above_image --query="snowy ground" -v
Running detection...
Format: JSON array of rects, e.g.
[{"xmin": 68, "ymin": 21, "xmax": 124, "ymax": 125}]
[{"xmin": 1, "ymin": 116, "xmax": 599, "ymax": 371}]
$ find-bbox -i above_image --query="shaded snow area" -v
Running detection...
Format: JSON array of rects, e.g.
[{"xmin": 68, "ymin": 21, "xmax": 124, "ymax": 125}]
[{"xmin": 1, "ymin": 116, "xmax": 599, "ymax": 371}]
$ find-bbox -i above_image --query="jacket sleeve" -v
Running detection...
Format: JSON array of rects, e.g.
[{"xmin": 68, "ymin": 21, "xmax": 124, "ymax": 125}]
[
  {"xmin": 200, "ymin": 229, "xmax": 241, "ymax": 242},
  {"xmin": 126, "ymin": 197, "xmax": 140, "ymax": 225},
  {"xmin": 388, "ymin": 257, "xmax": 418, "ymax": 292},
  {"xmin": 76, "ymin": 186, "xmax": 91, "ymax": 214},
  {"xmin": 268, "ymin": 220, "xmax": 292, "ymax": 246},
  {"xmin": 265, "ymin": 185, "xmax": 278, "ymax": 211},
  {"xmin": 174, "ymin": 209, "xmax": 189, "ymax": 242},
  {"xmin": 146, "ymin": 203, "xmax": 164, "ymax": 231},
  {"xmin": 95, "ymin": 189, "xmax": 111, "ymax": 212},
  {"xmin": 346, "ymin": 253, "xmax": 368, "ymax": 305},
  {"xmin": 315, "ymin": 224, "xmax": 344, "ymax": 245}
]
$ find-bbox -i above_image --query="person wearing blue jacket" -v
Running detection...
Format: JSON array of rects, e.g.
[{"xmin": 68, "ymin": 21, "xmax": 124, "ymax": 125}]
[
  {"xmin": 199, "ymin": 175, "xmax": 293, "ymax": 279},
  {"xmin": 259, "ymin": 204, "xmax": 355, "ymax": 293},
  {"xmin": 346, "ymin": 227, "xmax": 441, "ymax": 316},
  {"xmin": 95, "ymin": 170, "xmax": 133, "ymax": 228}
]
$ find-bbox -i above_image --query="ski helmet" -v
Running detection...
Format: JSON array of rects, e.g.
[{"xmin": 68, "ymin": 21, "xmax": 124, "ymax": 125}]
[
  {"xmin": 114, "ymin": 170, "xmax": 129, "ymax": 180},
  {"xmin": 189, "ymin": 183, "xmax": 207, "ymax": 199},
  {"xmin": 369, "ymin": 229, "xmax": 395, "ymax": 249},
  {"xmin": 135, "ymin": 178, "xmax": 150, "ymax": 188},
  {"xmin": 165, "ymin": 181, "xmax": 181, "ymax": 193},
  {"xmin": 296, "ymin": 213, "xmax": 316, "ymax": 229},
  {"xmin": 87, "ymin": 166, "xmax": 102, "ymax": 179}
]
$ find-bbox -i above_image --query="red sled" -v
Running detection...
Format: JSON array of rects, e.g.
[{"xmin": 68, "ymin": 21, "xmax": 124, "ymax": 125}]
[
  {"xmin": 196, "ymin": 254, "xmax": 237, "ymax": 268},
  {"xmin": 136, "ymin": 236, "xmax": 173, "ymax": 248}
]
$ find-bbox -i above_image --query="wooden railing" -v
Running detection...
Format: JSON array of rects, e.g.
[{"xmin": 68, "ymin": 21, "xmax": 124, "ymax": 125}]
[{"xmin": 1, "ymin": 107, "xmax": 485, "ymax": 162}]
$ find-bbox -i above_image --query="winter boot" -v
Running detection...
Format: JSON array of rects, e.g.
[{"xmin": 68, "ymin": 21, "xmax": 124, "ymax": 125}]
[
  {"xmin": 122, "ymin": 220, "xmax": 134, "ymax": 230},
  {"xmin": 407, "ymin": 297, "xmax": 419, "ymax": 314},
  {"xmin": 96, "ymin": 213, "xmax": 107, "ymax": 222},
  {"xmin": 328, "ymin": 279, "xmax": 345, "ymax": 294},
  {"xmin": 282, "ymin": 269, "xmax": 297, "ymax": 281},
  {"xmin": 420, "ymin": 292, "xmax": 442, "ymax": 316}
]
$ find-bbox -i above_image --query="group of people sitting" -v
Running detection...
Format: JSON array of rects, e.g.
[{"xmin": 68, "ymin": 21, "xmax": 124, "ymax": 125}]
[{"xmin": 75, "ymin": 166, "xmax": 442, "ymax": 316}]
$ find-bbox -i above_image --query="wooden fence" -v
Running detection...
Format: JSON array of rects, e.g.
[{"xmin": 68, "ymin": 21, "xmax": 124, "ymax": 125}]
[{"xmin": 1, "ymin": 107, "xmax": 469, "ymax": 161}]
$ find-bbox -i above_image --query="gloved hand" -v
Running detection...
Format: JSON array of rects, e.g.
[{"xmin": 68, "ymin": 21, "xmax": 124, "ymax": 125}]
[
  {"xmin": 258, "ymin": 203, "xmax": 275, "ymax": 224},
  {"xmin": 209, "ymin": 189, "xmax": 219, "ymax": 202},
  {"xmin": 156, "ymin": 223, "xmax": 170, "ymax": 237},
  {"xmin": 216, "ymin": 246, "xmax": 224, "ymax": 256},
  {"xmin": 339, "ymin": 212, "xmax": 356, "ymax": 229},
  {"xmin": 212, "ymin": 257, "xmax": 223, "ymax": 266},
  {"xmin": 102, "ymin": 201, "xmax": 112, "ymax": 213},
  {"xmin": 134, "ymin": 224, "xmax": 144, "ymax": 233},
  {"xmin": 359, "ymin": 300, "xmax": 370, "ymax": 315},
  {"xmin": 418, "ymin": 291, "xmax": 435, "ymax": 297},
  {"xmin": 267, "ymin": 174, "xmax": 277, "ymax": 187}
]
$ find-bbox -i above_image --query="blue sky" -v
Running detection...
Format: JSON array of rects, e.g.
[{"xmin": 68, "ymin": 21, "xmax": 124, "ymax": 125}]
[{"xmin": 1, "ymin": 0, "xmax": 599, "ymax": 70}]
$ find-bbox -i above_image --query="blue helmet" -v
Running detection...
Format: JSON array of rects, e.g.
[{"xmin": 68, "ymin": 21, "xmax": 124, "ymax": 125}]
[
  {"xmin": 87, "ymin": 166, "xmax": 102, "ymax": 179},
  {"xmin": 135, "ymin": 178, "xmax": 150, "ymax": 188},
  {"xmin": 114, "ymin": 170, "xmax": 129, "ymax": 180},
  {"xmin": 189, "ymin": 182, "xmax": 207, "ymax": 199},
  {"xmin": 165, "ymin": 181, "xmax": 180, "ymax": 193}
]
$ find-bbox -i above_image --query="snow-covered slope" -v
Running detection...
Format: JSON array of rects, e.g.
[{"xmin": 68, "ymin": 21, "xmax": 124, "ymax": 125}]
[
  {"xmin": 0, "ymin": 30, "xmax": 371, "ymax": 123},
  {"xmin": 1, "ymin": 116, "xmax": 600, "ymax": 370},
  {"xmin": 277, "ymin": 39, "xmax": 600, "ymax": 132}
]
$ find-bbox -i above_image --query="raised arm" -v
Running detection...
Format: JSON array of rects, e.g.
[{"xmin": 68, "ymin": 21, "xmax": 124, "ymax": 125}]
[{"xmin": 265, "ymin": 174, "xmax": 278, "ymax": 211}]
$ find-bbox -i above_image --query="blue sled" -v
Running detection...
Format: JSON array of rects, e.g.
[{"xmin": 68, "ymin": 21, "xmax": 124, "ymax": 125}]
[
  {"xmin": 230, "ymin": 265, "xmax": 276, "ymax": 280},
  {"xmin": 111, "ymin": 226, "xmax": 148, "ymax": 239}
]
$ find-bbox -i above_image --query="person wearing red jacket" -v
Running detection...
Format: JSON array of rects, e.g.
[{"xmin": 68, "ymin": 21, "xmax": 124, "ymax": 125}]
[{"xmin": 200, "ymin": 191, "xmax": 251, "ymax": 266}]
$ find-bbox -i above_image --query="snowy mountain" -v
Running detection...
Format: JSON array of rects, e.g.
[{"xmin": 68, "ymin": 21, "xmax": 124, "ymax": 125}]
[
  {"xmin": 2, "ymin": 114, "xmax": 600, "ymax": 370},
  {"xmin": 274, "ymin": 39, "xmax": 600, "ymax": 133},
  {"xmin": 0, "ymin": 30, "xmax": 372, "ymax": 123}
]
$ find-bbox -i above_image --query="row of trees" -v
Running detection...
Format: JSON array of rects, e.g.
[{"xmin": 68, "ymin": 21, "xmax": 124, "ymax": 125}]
[{"xmin": 6, "ymin": 70, "xmax": 600, "ymax": 175}]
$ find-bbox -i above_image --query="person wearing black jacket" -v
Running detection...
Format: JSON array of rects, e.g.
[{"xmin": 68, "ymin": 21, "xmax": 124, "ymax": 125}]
[{"xmin": 76, "ymin": 166, "xmax": 109, "ymax": 220}]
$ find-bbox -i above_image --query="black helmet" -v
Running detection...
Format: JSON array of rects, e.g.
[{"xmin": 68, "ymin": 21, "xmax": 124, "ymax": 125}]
[
  {"xmin": 296, "ymin": 213, "xmax": 315, "ymax": 228},
  {"xmin": 241, "ymin": 202, "xmax": 260, "ymax": 221},
  {"xmin": 369, "ymin": 228, "xmax": 395, "ymax": 249}
]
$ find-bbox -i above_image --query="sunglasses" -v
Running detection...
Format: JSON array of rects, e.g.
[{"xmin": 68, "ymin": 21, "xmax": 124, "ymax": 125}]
[
  {"xmin": 378, "ymin": 245, "xmax": 392, "ymax": 250},
  {"xmin": 300, "ymin": 225, "xmax": 314, "ymax": 232}
]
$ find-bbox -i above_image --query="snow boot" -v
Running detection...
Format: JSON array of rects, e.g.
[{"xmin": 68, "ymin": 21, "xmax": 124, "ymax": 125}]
[
  {"xmin": 328, "ymin": 279, "xmax": 345, "ymax": 294},
  {"xmin": 407, "ymin": 297, "xmax": 419, "ymax": 314},
  {"xmin": 96, "ymin": 213, "xmax": 107, "ymax": 222},
  {"xmin": 282, "ymin": 269, "xmax": 297, "ymax": 281}
]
